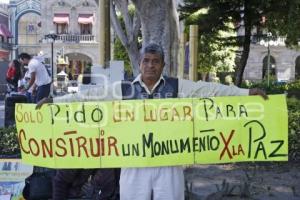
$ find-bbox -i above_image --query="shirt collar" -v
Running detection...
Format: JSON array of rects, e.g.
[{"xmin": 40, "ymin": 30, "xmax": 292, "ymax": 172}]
[
  {"xmin": 132, "ymin": 74, "xmax": 165, "ymax": 85},
  {"xmin": 132, "ymin": 74, "xmax": 165, "ymax": 94}
]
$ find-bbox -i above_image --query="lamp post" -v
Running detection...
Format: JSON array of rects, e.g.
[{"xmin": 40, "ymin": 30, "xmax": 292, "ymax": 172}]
[
  {"xmin": 45, "ymin": 32, "xmax": 58, "ymax": 94},
  {"xmin": 266, "ymin": 32, "xmax": 271, "ymax": 87},
  {"xmin": 259, "ymin": 32, "xmax": 278, "ymax": 87}
]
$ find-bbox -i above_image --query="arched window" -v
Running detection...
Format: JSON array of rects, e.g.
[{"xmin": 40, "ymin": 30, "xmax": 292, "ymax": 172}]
[
  {"xmin": 295, "ymin": 56, "xmax": 300, "ymax": 80},
  {"xmin": 262, "ymin": 55, "xmax": 276, "ymax": 79},
  {"xmin": 18, "ymin": 12, "xmax": 41, "ymax": 55}
]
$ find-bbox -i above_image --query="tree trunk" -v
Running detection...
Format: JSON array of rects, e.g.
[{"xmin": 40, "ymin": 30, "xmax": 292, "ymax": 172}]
[
  {"xmin": 132, "ymin": 0, "xmax": 180, "ymax": 76},
  {"xmin": 110, "ymin": 0, "xmax": 141, "ymax": 76},
  {"xmin": 127, "ymin": 45, "xmax": 140, "ymax": 76},
  {"xmin": 234, "ymin": 1, "xmax": 252, "ymax": 87}
]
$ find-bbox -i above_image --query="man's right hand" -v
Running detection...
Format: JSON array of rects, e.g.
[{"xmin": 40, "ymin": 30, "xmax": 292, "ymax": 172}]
[
  {"xmin": 36, "ymin": 97, "xmax": 53, "ymax": 109},
  {"xmin": 249, "ymin": 88, "xmax": 268, "ymax": 100}
]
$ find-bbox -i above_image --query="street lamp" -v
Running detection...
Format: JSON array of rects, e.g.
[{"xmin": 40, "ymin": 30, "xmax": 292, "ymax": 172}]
[
  {"xmin": 45, "ymin": 32, "xmax": 58, "ymax": 94},
  {"xmin": 259, "ymin": 32, "xmax": 278, "ymax": 87}
]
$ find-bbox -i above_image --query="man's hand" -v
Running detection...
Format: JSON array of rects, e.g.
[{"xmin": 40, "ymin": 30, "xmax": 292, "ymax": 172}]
[
  {"xmin": 249, "ymin": 88, "xmax": 268, "ymax": 100},
  {"xmin": 36, "ymin": 97, "xmax": 53, "ymax": 109},
  {"xmin": 19, "ymin": 88, "xmax": 26, "ymax": 94}
]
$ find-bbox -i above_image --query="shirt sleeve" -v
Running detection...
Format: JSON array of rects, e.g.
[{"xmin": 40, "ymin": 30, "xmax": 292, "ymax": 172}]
[
  {"xmin": 178, "ymin": 79, "xmax": 249, "ymax": 98},
  {"xmin": 53, "ymin": 82, "xmax": 123, "ymax": 103},
  {"xmin": 28, "ymin": 59, "xmax": 39, "ymax": 74},
  {"xmin": 17, "ymin": 80, "xmax": 22, "ymax": 88}
]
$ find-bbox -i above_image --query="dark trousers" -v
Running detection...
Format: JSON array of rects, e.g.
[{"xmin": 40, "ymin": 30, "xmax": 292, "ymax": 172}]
[
  {"xmin": 36, "ymin": 83, "xmax": 51, "ymax": 102},
  {"xmin": 25, "ymin": 92, "xmax": 32, "ymax": 103},
  {"xmin": 53, "ymin": 168, "xmax": 120, "ymax": 200}
]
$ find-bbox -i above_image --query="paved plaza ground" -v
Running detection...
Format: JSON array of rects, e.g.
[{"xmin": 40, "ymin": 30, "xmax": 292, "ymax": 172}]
[{"xmin": 184, "ymin": 163, "xmax": 300, "ymax": 200}]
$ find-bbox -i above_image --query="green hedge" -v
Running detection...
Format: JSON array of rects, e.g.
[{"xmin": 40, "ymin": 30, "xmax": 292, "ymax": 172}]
[
  {"xmin": 241, "ymin": 79, "xmax": 300, "ymax": 98},
  {"xmin": 0, "ymin": 126, "xmax": 20, "ymax": 157},
  {"xmin": 287, "ymin": 97, "xmax": 300, "ymax": 161}
]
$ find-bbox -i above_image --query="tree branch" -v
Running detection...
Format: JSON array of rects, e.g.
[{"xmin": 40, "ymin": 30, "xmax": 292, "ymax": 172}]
[
  {"xmin": 110, "ymin": 0, "xmax": 129, "ymax": 47},
  {"xmin": 119, "ymin": 0, "xmax": 133, "ymax": 39},
  {"xmin": 130, "ymin": 11, "xmax": 141, "ymax": 43}
]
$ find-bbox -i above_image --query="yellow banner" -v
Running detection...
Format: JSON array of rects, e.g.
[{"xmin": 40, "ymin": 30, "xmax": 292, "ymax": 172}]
[{"xmin": 15, "ymin": 95, "xmax": 288, "ymax": 168}]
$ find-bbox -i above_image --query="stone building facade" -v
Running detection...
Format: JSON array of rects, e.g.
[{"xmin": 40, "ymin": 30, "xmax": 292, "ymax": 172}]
[
  {"xmin": 40, "ymin": 0, "xmax": 100, "ymax": 79},
  {"xmin": 8, "ymin": 0, "xmax": 41, "ymax": 57},
  {"xmin": 0, "ymin": 3, "xmax": 12, "ymax": 61},
  {"xmin": 0, "ymin": 3, "xmax": 12, "ymax": 97},
  {"xmin": 8, "ymin": 0, "xmax": 100, "ymax": 81},
  {"xmin": 244, "ymin": 38, "xmax": 300, "ymax": 82}
]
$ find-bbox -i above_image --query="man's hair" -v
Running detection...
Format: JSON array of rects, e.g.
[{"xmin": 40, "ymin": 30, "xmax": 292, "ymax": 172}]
[
  {"xmin": 140, "ymin": 43, "xmax": 164, "ymax": 62},
  {"xmin": 18, "ymin": 53, "xmax": 31, "ymax": 60}
]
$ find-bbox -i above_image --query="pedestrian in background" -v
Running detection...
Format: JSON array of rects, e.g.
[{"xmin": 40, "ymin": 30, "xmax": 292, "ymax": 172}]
[
  {"xmin": 6, "ymin": 59, "xmax": 22, "ymax": 92},
  {"xmin": 18, "ymin": 65, "xmax": 35, "ymax": 103},
  {"xmin": 19, "ymin": 53, "xmax": 51, "ymax": 102}
]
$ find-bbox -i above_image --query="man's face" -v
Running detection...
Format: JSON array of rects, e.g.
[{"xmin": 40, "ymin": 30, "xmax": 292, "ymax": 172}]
[
  {"xmin": 140, "ymin": 53, "xmax": 164, "ymax": 82},
  {"xmin": 20, "ymin": 58, "xmax": 29, "ymax": 65}
]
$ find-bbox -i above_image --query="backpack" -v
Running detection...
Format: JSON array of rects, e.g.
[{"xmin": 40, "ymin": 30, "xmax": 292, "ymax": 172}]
[{"xmin": 6, "ymin": 65, "xmax": 16, "ymax": 81}]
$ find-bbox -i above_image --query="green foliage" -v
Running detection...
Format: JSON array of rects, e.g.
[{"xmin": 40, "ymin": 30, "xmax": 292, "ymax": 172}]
[
  {"xmin": 286, "ymin": 80, "xmax": 300, "ymax": 98},
  {"xmin": 179, "ymin": 0, "xmax": 258, "ymax": 42},
  {"xmin": 197, "ymin": 34, "xmax": 220, "ymax": 73},
  {"xmin": 180, "ymin": 1, "xmax": 239, "ymax": 74},
  {"xmin": 242, "ymin": 79, "xmax": 300, "ymax": 97},
  {"xmin": 287, "ymin": 97, "xmax": 300, "ymax": 161},
  {"xmin": 180, "ymin": 2, "xmax": 238, "ymax": 74},
  {"xmin": 179, "ymin": 0, "xmax": 295, "ymax": 46},
  {"xmin": 266, "ymin": 1, "xmax": 300, "ymax": 48},
  {"xmin": 0, "ymin": 126, "xmax": 20, "ymax": 157},
  {"xmin": 179, "ymin": 0, "xmax": 255, "ymax": 82},
  {"xmin": 179, "ymin": 0, "xmax": 300, "ymax": 85},
  {"xmin": 197, "ymin": 32, "xmax": 237, "ymax": 74},
  {"xmin": 224, "ymin": 74, "xmax": 234, "ymax": 85},
  {"xmin": 114, "ymin": 37, "xmax": 132, "ymax": 74},
  {"xmin": 127, "ymin": 4, "xmax": 136, "ymax": 16}
]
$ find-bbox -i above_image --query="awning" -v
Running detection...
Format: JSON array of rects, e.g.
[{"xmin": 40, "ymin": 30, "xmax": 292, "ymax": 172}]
[
  {"xmin": 0, "ymin": 51, "xmax": 10, "ymax": 60},
  {"xmin": 78, "ymin": 14, "xmax": 94, "ymax": 24},
  {"xmin": 53, "ymin": 14, "xmax": 69, "ymax": 24},
  {"xmin": 0, "ymin": 24, "xmax": 13, "ymax": 38}
]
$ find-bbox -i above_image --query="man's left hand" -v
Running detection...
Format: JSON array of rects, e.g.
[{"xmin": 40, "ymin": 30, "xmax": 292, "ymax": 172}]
[
  {"xmin": 249, "ymin": 88, "xmax": 268, "ymax": 100},
  {"xmin": 36, "ymin": 97, "xmax": 53, "ymax": 109}
]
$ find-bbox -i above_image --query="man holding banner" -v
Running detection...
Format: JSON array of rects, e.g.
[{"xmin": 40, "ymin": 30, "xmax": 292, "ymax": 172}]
[{"xmin": 37, "ymin": 43, "xmax": 267, "ymax": 200}]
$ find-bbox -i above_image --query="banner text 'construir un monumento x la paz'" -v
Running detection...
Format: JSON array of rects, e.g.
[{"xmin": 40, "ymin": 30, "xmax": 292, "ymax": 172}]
[{"xmin": 15, "ymin": 95, "xmax": 288, "ymax": 168}]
